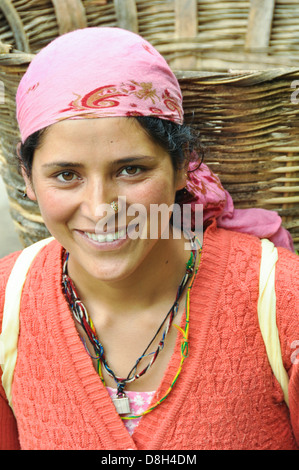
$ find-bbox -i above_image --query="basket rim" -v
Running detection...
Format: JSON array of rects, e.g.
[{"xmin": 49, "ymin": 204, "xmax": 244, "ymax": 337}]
[{"xmin": 1, "ymin": 50, "xmax": 299, "ymax": 82}]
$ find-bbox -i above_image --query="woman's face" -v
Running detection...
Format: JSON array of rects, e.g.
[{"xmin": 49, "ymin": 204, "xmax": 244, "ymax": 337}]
[{"xmin": 23, "ymin": 117, "xmax": 186, "ymax": 283}]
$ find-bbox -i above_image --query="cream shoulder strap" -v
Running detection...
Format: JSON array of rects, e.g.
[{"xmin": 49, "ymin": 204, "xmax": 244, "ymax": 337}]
[
  {"xmin": 0, "ymin": 237, "xmax": 54, "ymax": 412},
  {"xmin": 258, "ymin": 238, "xmax": 289, "ymax": 407}
]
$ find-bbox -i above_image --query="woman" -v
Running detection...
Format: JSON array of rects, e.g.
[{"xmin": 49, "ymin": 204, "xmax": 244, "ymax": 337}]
[{"xmin": 0, "ymin": 27, "xmax": 298, "ymax": 450}]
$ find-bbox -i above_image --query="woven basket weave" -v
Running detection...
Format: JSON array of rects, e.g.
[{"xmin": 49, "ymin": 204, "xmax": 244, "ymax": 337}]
[
  {"xmin": 1, "ymin": 0, "xmax": 299, "ymax": 70},
  {"xmin": 0, "ymin": 0, "xmax": 299, "ymax": 249}
]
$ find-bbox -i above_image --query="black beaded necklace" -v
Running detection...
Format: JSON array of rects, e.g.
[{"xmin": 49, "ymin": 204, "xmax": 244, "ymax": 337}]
[{"xmin": 62, "ymin": 237, "xmax": 198, "ymax": 414}]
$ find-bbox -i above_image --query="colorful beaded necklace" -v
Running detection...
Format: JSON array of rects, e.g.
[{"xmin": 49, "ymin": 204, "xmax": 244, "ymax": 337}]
[{"xmin": 62, "ymin": 236, "xmax": 201, "ymax": 417}]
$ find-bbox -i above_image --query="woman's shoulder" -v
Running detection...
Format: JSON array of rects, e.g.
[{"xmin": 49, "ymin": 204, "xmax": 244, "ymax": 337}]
[
  {"xmin": 276, "ymin": 245, "xmax": 298, "ymax": 308},
  {"xmin": 277, "ymin": 245, "xmax": 298, "ymax": 275},
  {"xmin": 207, "ymin": 221, "xmax": 297, "ymax": 263},
  {"xmin": 0, "ymin": 250, "xmax": 23, "ymax": 331},
  {"xmin": 0, "ymin": 250, "xmax": 22, "ymax": 289},
  {"xmin": 0, "ymin": 239, "xmax": 62, "ymax": 330},
  {"xmin": 275, "ymin": 246, "xmax": 299, "ymax": 369},
  {"xmin": 205, "ymin": 219, "xmax": 262, "ymax": 249},
  {"xmin": 203, "ymin": 222, "xmax": 263, "ymax": 268},
  {"xmin": 203, "ymin": 223, "xmax": 297, "ymax": 295},
  {"xmin": 0, "ymin": 250, "xmax": 22, "ymax": 267},
  {"xmin": 0, "ymin": 237, "xmax": 60, "ymax": 281}
]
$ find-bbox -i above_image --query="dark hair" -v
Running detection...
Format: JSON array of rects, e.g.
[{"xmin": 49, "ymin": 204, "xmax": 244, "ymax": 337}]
[
  {"xmin": 135, "ymin": 116, "xmax": 203, "ymax": 171},
  {"xmin": 18, "ymin": 117, "xmax": 203, "ymax": 179},
  {"xmin": 18, "ymin": 127, "xmax": 47, "ymax": 179}
]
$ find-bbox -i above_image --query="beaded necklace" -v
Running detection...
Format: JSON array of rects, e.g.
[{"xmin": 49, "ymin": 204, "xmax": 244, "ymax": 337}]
[{"xmin": 62, "ymin": 236, "xmax": 201, "ymax": 417}]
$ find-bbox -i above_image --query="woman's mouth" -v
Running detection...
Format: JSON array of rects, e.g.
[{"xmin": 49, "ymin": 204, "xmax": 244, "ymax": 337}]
[
  {"xmin": 84, "ymin": 228, "xmax": 126, "ymax": 243},
  {"xmin": 74, "ymin": 222, "xmax": 140, "ymax": 251}
]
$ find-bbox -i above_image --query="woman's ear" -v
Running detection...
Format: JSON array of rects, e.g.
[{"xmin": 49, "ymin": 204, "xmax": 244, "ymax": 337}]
[
  {"xmin": 175, "ymin": 157, "xmax": 189, "ymax": 192},
  {"xmin": 175, "ymin": 168, "xmax": 188, "ymax": 192},
  {"xmin": 17, "ymin": 142, "xmax": 37, "ymax": 201}
]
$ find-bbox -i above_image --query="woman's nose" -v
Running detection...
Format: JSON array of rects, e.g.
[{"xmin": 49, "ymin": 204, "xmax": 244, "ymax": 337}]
[{"xmin": 80, "ymin": 176, "xmax": 115, "ymax": 219}]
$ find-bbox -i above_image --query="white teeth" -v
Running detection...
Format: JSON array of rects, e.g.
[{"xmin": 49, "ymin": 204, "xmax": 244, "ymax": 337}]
[{"xmin": 84, "ymin": 228, "xmax": 126, "ymax": 243}]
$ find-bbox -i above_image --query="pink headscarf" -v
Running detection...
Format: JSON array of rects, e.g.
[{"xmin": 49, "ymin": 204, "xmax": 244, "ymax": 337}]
[
  {"xmin": 184, "ymin": 162, "xmax": 294, "ymax": 251},
  {"xmin": 16, "ymin": 27, "xmax": 294, "ymax": 251},
  {"xmin": 16, "ymin": 27, "xmax": 183, "ymax": 143}
]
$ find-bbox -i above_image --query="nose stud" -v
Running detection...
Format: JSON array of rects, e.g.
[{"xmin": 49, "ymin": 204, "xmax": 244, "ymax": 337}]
[{"xmin": 110, "ymin": 200, "xmax": 119, "ymax": 213}]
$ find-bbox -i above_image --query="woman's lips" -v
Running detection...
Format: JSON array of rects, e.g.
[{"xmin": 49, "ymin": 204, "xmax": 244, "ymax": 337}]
[
  {"xmin": 84, "ymin": 227, "xmax": 126, "ymax": 243},
  {"xmin": 74, "ymin": 222, "xmax": 140, "ymax": 250},
  {"xmin": 73, "ymin": 228, "xmax": 129, "ymax": 251}
]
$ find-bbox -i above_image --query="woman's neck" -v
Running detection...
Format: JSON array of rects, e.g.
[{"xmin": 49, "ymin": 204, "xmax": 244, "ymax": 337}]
[{"xmin": 66, "ymin": 231, "xmax": 192, "ymax": 315}]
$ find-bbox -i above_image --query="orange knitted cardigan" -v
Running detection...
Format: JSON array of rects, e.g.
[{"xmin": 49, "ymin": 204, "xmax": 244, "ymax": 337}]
[{"xmin": 0, "ymin": 221, "xmax": 298, "ymax": 450}]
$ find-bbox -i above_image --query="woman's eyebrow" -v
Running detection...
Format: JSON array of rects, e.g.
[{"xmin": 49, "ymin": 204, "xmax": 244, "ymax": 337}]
[
  {"xmin": 42, "ymin": 161, "xmax": 84, "ymax": 169},
  {"xmin": 42, "ymin": 156, "xmax": 156, "ymax": 168},
  {"xmin": 113, "ymin": 155, "xmax": 156, "ymax": 165}
]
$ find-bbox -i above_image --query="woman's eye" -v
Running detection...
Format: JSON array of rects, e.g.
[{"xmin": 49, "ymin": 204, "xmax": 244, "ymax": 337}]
[
  {"xmin": 57, "ymin": 171, "xmax": 78, "ymax": 182},
  {"xmin": 120, "ymin": 166, "xmax": 141, "ymax": 176}
]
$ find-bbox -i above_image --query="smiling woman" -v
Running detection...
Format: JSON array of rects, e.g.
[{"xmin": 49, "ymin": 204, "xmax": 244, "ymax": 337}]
[
  {"xmin": 0, "ymin": 27, "xmax": 298, "ymax": 451},
  {"xmin": 21, "ymin": 117, "xmax": 187, "ymax": 287}
]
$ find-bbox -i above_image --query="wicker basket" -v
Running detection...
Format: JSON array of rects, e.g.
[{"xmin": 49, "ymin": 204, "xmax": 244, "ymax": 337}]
[
  {"xmin": 0, "ymin": 0, "xmax": 299, "ymax": 249},
  {"xmin": 1, "ymin": 0, "xmax": 299, "ymax": 70}
]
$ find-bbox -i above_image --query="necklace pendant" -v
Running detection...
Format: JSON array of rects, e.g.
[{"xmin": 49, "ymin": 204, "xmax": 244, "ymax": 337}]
[{"xmin": 112, "ymin": 394, "xmax": 131, "ymax": 415}]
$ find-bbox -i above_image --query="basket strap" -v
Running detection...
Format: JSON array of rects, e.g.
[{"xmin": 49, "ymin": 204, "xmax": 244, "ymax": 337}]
[
  {"xmin": 0, "ymin": 0, "xmax": 31, "ymax": 53},
  {"xmin": 258, "ymin": 238, "xmax": 289, "ymax": 407},
  {"xmin": 114, "ymin": 0, "xmax": 138, "ymax": 33},
  {"xmin": 51, "ymin": 0, "xmax": 87, "ymax": 36},
  {"xmin": 174, "ymin": 0, "xmax": 198, "ymax": 69},
  {"xmin": 245, "ymin": 0, "xmax": 275, "ymax": 51},
  {"xmin": 0, "ymin": 237, "xmax": 54, "ymax": 413}
]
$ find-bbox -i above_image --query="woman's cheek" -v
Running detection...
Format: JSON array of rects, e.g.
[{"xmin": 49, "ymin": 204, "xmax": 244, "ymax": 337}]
[
  {"xmin": 37, "ymin": 190, "xmax": 74, "ymax": 224},
  {"xmin": 130, "ymin": 178, "xmax": 176, "ymax": 207},
  {"xmin": 128, "ymin": 181, "xmax": 176, "ymax": 236}
]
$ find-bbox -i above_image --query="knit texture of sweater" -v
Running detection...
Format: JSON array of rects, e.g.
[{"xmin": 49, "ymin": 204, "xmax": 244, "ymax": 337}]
[{"xmin": 0, "ymin": 221, "xmax": 298, "ymax": 450}]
